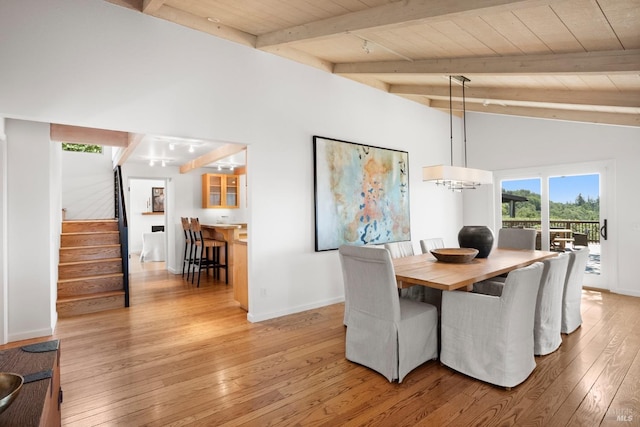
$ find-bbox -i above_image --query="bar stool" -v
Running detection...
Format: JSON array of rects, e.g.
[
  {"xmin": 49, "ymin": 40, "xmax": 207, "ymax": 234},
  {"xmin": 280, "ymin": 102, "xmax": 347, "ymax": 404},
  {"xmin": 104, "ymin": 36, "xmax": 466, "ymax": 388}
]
[
  {"xmin": 180, "ymin": 217, "xmax": 195, "ymax": 280},
  {"xmin": 189, "ymin": 218, "xmax": 228, "ymax": 287}
]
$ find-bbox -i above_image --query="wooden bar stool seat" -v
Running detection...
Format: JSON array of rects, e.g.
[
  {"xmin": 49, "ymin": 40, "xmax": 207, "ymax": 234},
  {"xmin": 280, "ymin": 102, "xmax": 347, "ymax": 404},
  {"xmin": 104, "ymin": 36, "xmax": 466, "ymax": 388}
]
[{"xmin": 189, "ymin": 218, "xmax": 228, "ymax": 287}]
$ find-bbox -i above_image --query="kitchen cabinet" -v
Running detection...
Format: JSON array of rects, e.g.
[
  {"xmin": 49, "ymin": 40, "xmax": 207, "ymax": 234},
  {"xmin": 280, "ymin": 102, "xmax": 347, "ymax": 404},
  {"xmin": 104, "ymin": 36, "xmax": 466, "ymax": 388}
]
[{"xmin": 202, "ymin": 174, "xmax": 239, "ymax": 208}]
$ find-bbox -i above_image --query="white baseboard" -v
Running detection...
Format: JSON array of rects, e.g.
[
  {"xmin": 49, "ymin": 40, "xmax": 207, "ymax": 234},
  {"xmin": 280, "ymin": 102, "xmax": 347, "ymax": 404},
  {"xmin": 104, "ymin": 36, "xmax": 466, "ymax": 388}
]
[
  {"xmin": 8, "ymin": 326, "xmax": 55, "ymax": 343},
  {"xmin": 247, "ymin": 296, "xmax": 345, "ymax": 323}
]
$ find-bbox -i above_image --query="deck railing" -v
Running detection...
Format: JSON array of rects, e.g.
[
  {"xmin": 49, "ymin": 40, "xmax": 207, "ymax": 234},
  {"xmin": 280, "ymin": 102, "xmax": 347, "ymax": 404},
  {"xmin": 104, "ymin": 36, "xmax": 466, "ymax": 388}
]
[{"xmin": 502, "ymin": 220, "xmax": 600, "ymax": 244}]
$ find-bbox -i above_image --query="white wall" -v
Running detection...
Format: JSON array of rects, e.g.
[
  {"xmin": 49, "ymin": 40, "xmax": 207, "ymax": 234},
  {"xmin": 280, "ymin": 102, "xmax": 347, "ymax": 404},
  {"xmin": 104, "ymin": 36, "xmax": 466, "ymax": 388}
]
[
  {"xmin": 0, "ymin": 118, "xmax": 7, "ymax": 343},
  {"xmin": 5, "ymin": 119, "xmax": 59, "ymax": 342},
  {"xmin": 0, "ymin": 0, "xmax": 471, "ymax": 337},
  {"xmin": 61, "ymin": 148, "xmax": 114, "ymax": 219},
  {"xmin": 128, "ymin": 178, "xmax": 165, "ymax": 254},
  {"xmin": 465, "ymin": 113, "xmax": 640, "ymax": 296}
]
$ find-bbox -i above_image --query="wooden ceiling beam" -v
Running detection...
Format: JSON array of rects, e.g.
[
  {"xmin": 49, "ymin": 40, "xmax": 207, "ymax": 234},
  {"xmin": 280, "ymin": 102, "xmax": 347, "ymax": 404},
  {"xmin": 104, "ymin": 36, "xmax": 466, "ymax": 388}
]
[
  {"xmin": 256, "ymin": 0, "xmax": 559, "ymax": 48},
  {"xmin": 50, "ymin": 124, "xmax": 129, "ymax": 147},
  {"xmin": 430, "ymin": 100, "xmax": 640, "ymax": 127},
  {"xmin": 150, "ymin": 5, "xmax": 256, "ymax": 47},
  {"xmin": 180, "ymin": 144, "xmax": 246, "ymax": 174},
  {"xmin": 390, "ymin": 85, "xmax": 640, "ymax": 108},
  {"xmin": 334, "ymin": 49, "xmax": 640, "ymax": 75},
  {"xmin": 113, "ymin": 133, "xmax": 143, "ymax": 167},
  {"xmin": 142, "ymin": 0, "xmax": 165, "ymax": 14}
]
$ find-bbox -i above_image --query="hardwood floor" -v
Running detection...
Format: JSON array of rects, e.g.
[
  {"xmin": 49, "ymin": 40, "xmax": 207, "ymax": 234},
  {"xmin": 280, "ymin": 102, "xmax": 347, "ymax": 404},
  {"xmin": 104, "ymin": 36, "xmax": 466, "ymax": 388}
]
[{"xmin": 3, "ymin": 270, "xmax": 640, "ymax": 426}]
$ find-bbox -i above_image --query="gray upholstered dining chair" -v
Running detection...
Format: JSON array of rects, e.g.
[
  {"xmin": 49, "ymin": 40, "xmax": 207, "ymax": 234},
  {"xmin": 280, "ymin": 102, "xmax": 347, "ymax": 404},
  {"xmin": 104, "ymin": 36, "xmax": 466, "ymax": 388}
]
[
  {"xmin": 440, "ymin": 262, "xmax": 543, "ymax": 388},
  {"xmin": 561, "ymin": 247, "xmax": 590, "ymax": 334},
  {"xmin": 420, "ymin": 237, "xmax": 445, "ymax": 254},
  {"xmin": 338, "ymin": 244, "xmax": 439, "ymax": 383},
  {"xmin": 497, "ymin": 228, "xmax": 537, "ymax": 250}
]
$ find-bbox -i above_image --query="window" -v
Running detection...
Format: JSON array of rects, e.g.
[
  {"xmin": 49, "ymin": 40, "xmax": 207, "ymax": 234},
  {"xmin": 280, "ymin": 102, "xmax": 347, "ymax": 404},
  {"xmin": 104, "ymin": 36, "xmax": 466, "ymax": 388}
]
[{"xmin": 61, "ymin": 143, "xmax": 102, "ymax": 153}]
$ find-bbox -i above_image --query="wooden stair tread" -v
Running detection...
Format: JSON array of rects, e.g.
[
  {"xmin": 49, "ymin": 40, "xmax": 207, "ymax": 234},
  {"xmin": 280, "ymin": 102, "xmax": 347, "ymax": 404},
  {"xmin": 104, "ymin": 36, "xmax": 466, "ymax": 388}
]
[
  {"xmin": 62, "ymin": 218, "xmax": 118, "ymax": 223},
  {"xmin": 59, "ymin": 258, "xmax": 122, "ymax": 266},
  {"xmin": 58, "ymin": 273, "xmax": 123, "ymax": 284},
  {"xmin": 62, "ymin": 231, "xmax": 119, "ymax": 235},
  {"xmin": 57, "ymin": 290, "xmax": 125, "ymax": 303},
  {"xmin": 61, "ymin": 244, "xmax": 121, "ymax": 250}
]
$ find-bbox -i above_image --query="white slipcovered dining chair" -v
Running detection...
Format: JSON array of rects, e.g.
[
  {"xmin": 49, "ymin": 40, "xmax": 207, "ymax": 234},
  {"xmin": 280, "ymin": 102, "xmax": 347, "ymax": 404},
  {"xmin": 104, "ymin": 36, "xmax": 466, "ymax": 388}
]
[
  {"xmin": 342, "ymin": 244, "xmax": 386, "ymax": 326},
  {"xmin": 472, "ymin": 253, "xmax": 569, "ymax": 355},
  {"xmin": 534, "ymin": 253, "xmax": 569, "ymax": 355},
  {"xmin": 440, "ymin": 262, "xmax": 543, "ymax": 388},
  {"xmin": 384, "ymin": 241, "xmax": 414, "ymax": 258},
  {"xmin": 338, "ymin": 244, "xmax": 439, "ymax": 383},
  {"xmin": 498, "ymin": 228, "xmax": 537, "ymax": 250},
  {"xmin": 384, "ymin": 241, "xmax": 425, "ymax": 302},
  {"xmin": 420, "ymin": 237, "xmax": 445, "ymax": 254},
  {"xmin": 561, "ymin": 247, "xmax": 590, "ymax": 334}
]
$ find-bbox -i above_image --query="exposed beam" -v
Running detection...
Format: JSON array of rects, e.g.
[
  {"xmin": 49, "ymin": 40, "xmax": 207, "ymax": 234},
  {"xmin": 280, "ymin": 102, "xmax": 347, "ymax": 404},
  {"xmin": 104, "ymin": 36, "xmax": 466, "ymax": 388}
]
[
  {"xmin": 180, "ymin": 144, "xmax": 246, "ymax": 174},
  {"xmin": 430, "ymin": 100, "xmax": 640, "ymax": 127},
  {"xmin": 256, "ymin": 0, "xmax": 558, "ymax": 48},
  {"xmin": 50, "ymin": 124, "xmax": 129, "ymax": 147},
  {"xmin": 113, "ymin": 133, "xmax": 143, "ymax": 167},
  {"xmin": 151, "ymin": 5, "xmax": 256, "ymax": 47},
  {"xmin": 142, "ymin": 0, "xmax": 165, "ymax": 14},
  {"xmin": 259, "ymin": 45, "xmax": 334, "ymax": 73},
  {"xmin": 334, "ymin": 49, "xmax": 640, "ymax": 75},
  {"xmin": 390, "ymin": 85, "xmax": 640, "ymax": 109}
]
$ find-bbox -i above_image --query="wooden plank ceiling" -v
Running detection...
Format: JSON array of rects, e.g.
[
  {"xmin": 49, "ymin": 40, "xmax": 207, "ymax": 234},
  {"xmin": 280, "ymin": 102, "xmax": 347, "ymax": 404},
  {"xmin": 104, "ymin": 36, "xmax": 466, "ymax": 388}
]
[{"xmin": 107, "ymin": 0, "xmax": 640, "ymax": 127}]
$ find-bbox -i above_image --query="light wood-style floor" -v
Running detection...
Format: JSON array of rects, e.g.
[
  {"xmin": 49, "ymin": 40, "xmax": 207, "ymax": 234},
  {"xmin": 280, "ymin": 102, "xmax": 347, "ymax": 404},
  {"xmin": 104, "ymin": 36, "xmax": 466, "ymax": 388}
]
[{"xmin": 3, "ymin": 269, "xmax": 640, "ymax": 426}]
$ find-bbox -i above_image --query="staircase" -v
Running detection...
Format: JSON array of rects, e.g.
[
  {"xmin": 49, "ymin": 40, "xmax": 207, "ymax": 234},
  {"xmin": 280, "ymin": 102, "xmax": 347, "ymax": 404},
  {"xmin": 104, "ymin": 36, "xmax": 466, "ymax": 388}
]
[{"xmin": 57, "ymin": 219, "xmax": 127, "ymax": 317}]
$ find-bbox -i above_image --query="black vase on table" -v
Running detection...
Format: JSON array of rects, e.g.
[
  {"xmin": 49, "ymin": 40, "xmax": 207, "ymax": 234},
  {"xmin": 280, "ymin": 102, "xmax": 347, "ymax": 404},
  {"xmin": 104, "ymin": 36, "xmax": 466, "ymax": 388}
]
[{"xmin": 458, "ymin": 226, "xmax": 494, "ymax": 258}]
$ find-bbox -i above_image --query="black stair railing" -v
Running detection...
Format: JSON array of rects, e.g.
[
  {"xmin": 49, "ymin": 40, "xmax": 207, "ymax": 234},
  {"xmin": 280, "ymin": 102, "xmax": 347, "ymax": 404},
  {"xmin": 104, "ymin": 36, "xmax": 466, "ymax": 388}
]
[{"xmin": 114, "ymin": 166, "xmax": 130, "ymax": 307}]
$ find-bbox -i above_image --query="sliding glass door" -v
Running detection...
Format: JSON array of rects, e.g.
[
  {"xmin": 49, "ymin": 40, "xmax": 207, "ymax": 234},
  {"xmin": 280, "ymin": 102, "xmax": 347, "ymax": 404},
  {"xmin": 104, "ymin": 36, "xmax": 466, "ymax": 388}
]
[{"xmin": 496, "ymin": 161, "xmax": 614, "ymax": 290}]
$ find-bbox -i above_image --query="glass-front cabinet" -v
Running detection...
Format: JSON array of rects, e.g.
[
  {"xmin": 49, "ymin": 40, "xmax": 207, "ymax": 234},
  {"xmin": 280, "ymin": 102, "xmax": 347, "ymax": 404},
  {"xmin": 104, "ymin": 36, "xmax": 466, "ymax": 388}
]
[{"xmin": 202, "ymin": 173, "xmax": 239, "ymax": 208}]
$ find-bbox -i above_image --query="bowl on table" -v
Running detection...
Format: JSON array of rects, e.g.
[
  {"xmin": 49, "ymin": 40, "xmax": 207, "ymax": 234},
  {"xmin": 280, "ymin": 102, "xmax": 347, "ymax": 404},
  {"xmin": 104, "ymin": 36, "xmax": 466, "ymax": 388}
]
[
  {"xmin": 0, "ymin": 372, "xmax": 24, "ymax": 415},
  {"xmin": 431, "ymin": 248, "xmax": 479, "ymax": 263}
]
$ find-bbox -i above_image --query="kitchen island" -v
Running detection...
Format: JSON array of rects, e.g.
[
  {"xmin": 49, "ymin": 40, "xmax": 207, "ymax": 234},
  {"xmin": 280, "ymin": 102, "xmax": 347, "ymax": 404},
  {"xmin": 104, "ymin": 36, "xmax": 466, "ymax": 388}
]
[{"xmin": 200, "ymin": 224, "xmax": 246, "ymax": 288}]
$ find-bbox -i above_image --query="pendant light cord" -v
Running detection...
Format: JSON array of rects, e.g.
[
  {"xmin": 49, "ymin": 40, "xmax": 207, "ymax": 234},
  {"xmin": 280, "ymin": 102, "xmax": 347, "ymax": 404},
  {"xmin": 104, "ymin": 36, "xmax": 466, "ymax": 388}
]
[
  {"xmin": 449, "ymin": 76, "xmax": 453, "ymax": 167},
  {"xmin": 463, "ymin": 78, "xmax": 467, "ymax": 168}
]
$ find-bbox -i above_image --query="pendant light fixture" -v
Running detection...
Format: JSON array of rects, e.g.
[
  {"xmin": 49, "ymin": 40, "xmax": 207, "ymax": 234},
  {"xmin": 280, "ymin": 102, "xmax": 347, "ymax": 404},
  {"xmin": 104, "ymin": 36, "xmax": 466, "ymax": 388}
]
[{"xmin": 422, "ymin": 76, "xmax": 492, "ymax": 191}]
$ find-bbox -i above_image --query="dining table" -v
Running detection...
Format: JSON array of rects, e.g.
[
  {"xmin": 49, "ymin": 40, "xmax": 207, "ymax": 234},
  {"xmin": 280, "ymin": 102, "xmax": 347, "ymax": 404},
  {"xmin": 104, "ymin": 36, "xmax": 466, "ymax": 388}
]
[{"xmin": 393, "ymin": 248, "xmax": 558, "ymax": 291}]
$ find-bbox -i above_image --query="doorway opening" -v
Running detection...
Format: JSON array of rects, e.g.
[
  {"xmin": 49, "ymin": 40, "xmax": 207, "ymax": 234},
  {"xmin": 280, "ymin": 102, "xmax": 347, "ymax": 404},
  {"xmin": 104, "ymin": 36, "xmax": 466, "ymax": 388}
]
[{"xmin": 128, "ymin": 178, "xmax": 168, "ymax": 274}]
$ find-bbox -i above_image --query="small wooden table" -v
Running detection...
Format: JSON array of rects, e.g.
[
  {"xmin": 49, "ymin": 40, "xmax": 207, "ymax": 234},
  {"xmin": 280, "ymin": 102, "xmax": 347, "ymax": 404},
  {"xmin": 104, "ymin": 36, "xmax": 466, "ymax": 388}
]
[
  {"xmin": 393, "ymin": 248, "xmax": 557, "ymax": 291},
  {"xmin": 550, "ymin": 229, "xmax": 574, "ymax": 250},
  {"xmin": 0, "ymin": 340, "xmax": 61, "ymax": 426}
]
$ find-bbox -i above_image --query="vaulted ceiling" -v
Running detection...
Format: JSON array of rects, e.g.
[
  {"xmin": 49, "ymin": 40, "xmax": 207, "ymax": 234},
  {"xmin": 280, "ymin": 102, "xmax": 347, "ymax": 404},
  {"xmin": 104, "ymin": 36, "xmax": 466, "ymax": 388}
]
[{"xmin": 106, "ymin": 0, "xmax": 640, "ymax": 127}]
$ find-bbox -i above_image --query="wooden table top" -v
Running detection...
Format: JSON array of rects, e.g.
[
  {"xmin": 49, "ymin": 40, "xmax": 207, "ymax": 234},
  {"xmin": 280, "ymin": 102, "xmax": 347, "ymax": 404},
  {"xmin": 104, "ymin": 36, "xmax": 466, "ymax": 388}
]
[{"xmin": 393, "ymin": 248, "xmax": 557, "ymax": 291}]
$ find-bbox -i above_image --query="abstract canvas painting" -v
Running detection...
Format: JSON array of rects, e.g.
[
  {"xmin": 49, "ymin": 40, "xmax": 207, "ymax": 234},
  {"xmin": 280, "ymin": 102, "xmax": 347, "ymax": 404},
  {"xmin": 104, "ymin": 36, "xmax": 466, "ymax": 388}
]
[{"xmin": 313, "ymin": 136, "xmax": 410, "ymax": 251}]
